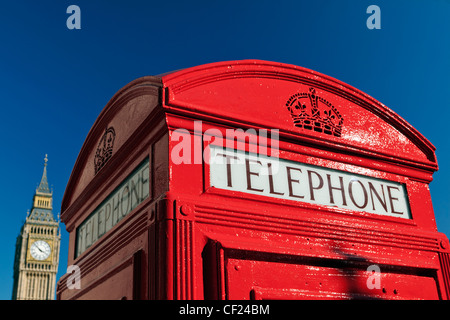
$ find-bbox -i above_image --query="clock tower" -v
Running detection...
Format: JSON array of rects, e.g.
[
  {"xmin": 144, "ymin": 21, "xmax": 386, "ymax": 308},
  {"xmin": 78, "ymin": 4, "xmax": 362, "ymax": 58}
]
[{"xmin": 12, "ymin": 155, "xmax": 61, "ymax": 300}]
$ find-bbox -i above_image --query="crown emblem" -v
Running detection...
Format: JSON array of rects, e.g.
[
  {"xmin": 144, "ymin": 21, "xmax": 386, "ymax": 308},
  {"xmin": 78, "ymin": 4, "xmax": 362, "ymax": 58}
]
[
  {"xmin": 286, "ymin": 87, "xmax": 343, "ymax": 137},
  {"xmin": 94, "ymin": 126, "xmax": 116, "ymax": 174}
]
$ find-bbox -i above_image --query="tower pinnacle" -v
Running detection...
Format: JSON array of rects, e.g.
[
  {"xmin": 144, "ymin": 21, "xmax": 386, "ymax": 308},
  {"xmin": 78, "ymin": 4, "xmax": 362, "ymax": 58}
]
[{"xmin": 36, "ymin": 154, "xmax": 51, "ymax": 195}]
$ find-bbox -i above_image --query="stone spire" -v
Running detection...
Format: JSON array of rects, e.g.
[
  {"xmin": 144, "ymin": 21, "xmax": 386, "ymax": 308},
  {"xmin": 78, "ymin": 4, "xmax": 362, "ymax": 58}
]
[
  {"xmin": 27, "ymin": 155, "xmax": 54, "ymax": 222},
  {"xmin": 36, "ymin": 154, "xmax": 51, "ymax": 195}
]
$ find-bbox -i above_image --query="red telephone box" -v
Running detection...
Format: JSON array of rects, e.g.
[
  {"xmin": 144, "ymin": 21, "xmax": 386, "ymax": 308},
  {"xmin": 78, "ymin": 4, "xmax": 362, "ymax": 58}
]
[{"xmin": 57, "ymin": 60, "xmax": 450, "ymax": 300}]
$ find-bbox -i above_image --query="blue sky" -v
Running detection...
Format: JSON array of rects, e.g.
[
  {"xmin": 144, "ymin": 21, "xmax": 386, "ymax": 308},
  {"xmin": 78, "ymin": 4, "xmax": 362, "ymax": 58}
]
[{"xmin": 0, "ymin": 0, "xmax": 449, "ymax": 300}]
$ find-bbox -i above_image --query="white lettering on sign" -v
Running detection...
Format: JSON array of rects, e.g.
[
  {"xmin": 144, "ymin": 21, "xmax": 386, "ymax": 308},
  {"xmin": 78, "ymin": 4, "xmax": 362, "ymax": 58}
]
[
  {"xmin": 76, "ymin": 159, "xmax": 150, "ymax": 257},
  {"xmin": 209, "ymin": 147, "xmax": 411, "ymax": 219}
]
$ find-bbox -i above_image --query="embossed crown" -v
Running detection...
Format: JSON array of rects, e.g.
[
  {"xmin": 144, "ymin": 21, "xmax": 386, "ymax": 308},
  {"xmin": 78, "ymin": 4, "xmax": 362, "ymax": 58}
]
[
  {"xmin": 94, "ymin": 127, "xmax": 116, "ymax": 174},
  {"xmin": 286, "ymin": 87, "xmax": 343, "ymax": 137}
]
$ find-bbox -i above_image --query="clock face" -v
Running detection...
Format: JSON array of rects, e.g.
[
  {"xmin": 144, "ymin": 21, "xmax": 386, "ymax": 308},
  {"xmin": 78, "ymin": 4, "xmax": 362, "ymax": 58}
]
[{"xmin": 30, "ymin": 240, "xmax": 51, "ymax": 261}]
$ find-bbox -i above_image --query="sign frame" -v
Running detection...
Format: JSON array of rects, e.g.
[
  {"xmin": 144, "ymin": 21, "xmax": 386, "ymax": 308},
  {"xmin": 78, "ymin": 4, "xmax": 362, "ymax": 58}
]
[
  {"xmin": 75, "ymin": 157, "xmax": 150, "ymax": 258},
  {"xmin": 202, "ymin": 137, "xmax": 415, "ymax": 224}
]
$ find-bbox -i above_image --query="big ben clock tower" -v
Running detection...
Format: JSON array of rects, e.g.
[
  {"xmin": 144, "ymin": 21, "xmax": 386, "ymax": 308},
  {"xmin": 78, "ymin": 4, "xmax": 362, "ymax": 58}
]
[{"xmin": 12, "ymin": 155, "xmax": 61, "ymax": 300}]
